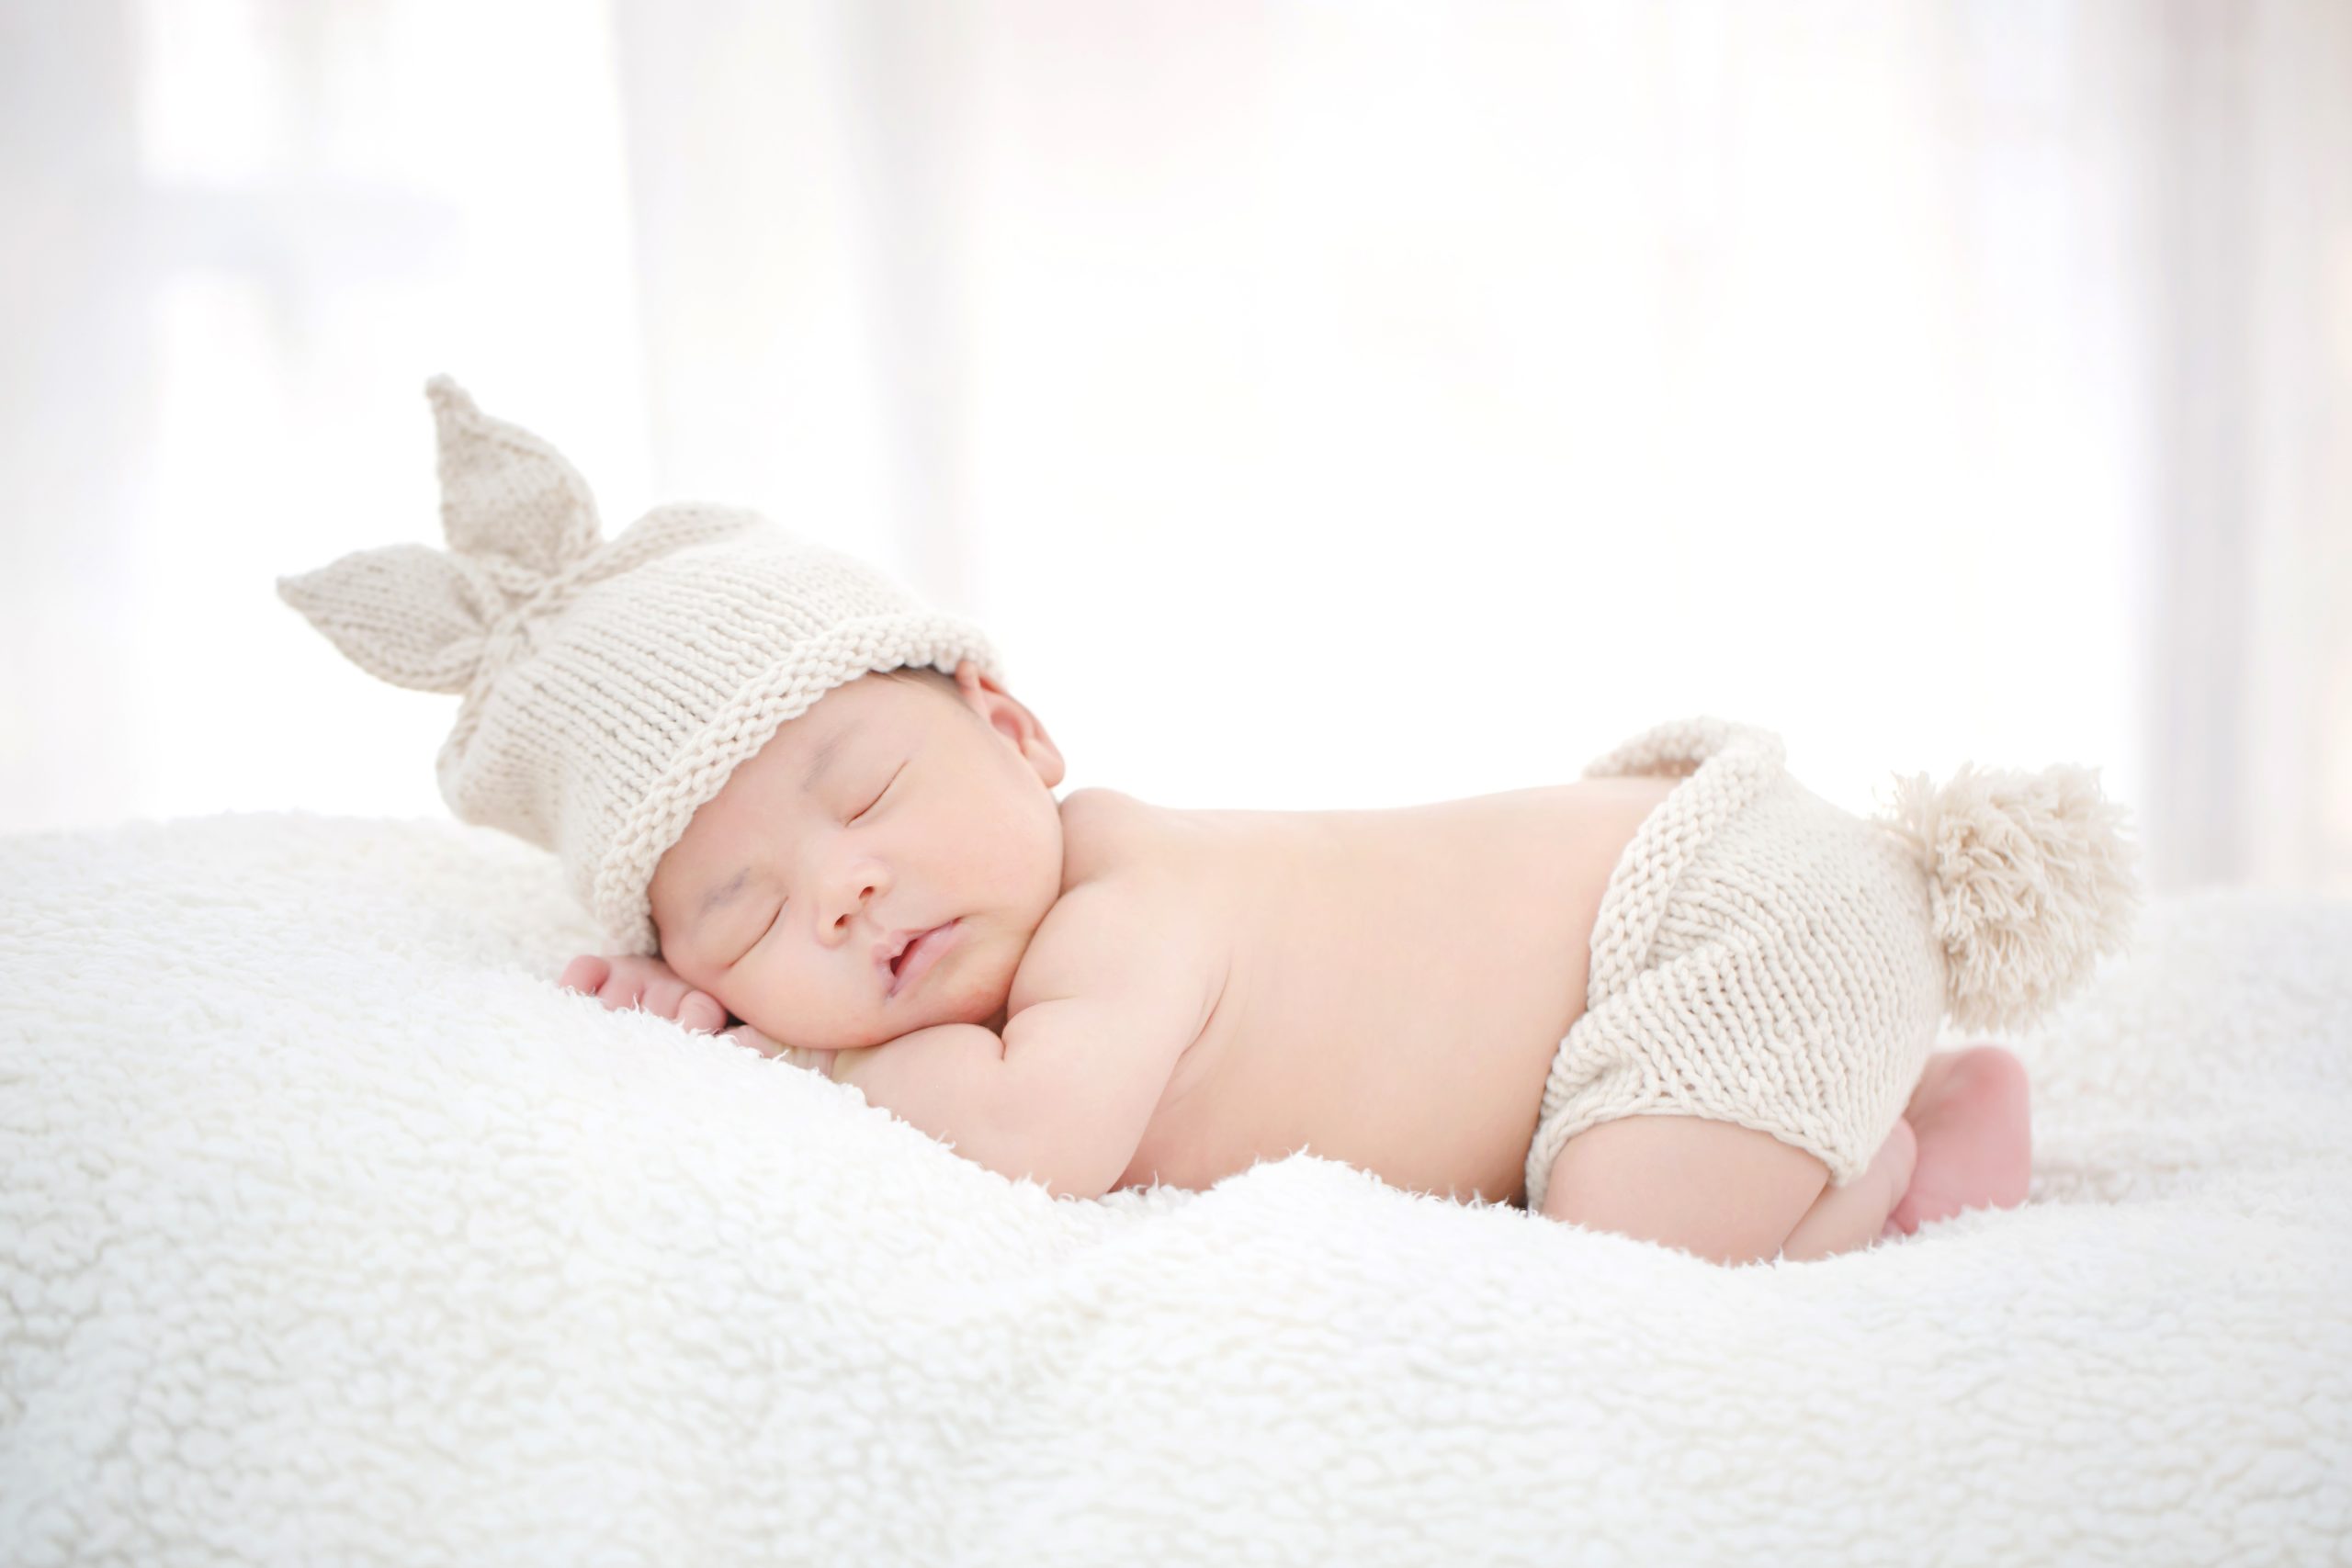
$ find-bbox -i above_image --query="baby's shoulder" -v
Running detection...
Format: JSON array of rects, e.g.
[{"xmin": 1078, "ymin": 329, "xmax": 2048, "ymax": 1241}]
[{"xmin": 1013, "ymin": 796, "xmax": 1223, "ymax": 1030}]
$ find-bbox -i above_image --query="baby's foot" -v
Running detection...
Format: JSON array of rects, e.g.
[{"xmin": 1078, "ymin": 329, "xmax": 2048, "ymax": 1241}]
[{"xmin": 1883, "ymin": 1044, "xmax": 2032, "ymax": 1238}]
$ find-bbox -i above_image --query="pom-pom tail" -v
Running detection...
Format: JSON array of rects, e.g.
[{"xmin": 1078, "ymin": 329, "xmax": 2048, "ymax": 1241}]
[{"xmin": 1877, "ymin": 760, "xmax": 2144, "ymax": 1034}]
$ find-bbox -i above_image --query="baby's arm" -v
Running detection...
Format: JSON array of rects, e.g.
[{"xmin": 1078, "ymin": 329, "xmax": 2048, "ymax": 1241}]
[
  {"xmin": 827, "ymin": 996, "xmax": 1187, "ymax": 1200},
  {"xmin": 837, "ymin": 882, "xmax": 1204, "ymax": 1197},
  {"xmin": 560, "ymin": 881, "xmax": 1200, "ymax": 1198},
  {"xmin": 554, "ymin": 953, "xmax": 1157, "ymax": 1191}
]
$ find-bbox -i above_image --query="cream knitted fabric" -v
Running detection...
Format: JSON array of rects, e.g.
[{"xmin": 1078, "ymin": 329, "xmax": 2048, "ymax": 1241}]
[
  {"xmin": 1521, "ymin": 716, "xmax": 2143, "ymax": 1213},
  {"xmin": 277, "ymin": 377, "xmax": 1002, "ymax": 957}
]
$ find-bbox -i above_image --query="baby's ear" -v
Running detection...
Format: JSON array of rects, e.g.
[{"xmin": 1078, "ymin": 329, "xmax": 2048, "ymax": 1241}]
[{"xmin": 954, "ymin": 661, "xmax": 1066, "ymax": 786}]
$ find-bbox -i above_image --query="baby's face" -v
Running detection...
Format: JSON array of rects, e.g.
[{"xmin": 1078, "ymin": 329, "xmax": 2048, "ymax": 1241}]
[{"xmin": 648, "ymin": 660, "xmax": 1067, "ymax": 1053}]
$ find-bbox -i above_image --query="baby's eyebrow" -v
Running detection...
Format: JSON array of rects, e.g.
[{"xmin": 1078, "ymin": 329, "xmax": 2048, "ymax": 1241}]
[{"xmin": 798, "ymin": 725, "xmax": 853, "ymax": 796}]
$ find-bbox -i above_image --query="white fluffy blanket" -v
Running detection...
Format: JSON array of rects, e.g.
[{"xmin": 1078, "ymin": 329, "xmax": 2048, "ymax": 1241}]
[{"xmin": 3, "ymin": 813, "xmax": 2347, "ymax": 1565}]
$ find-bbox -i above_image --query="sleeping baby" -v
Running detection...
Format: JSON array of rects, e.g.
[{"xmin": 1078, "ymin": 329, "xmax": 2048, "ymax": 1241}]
[{"xmin": 281, "ymin": 378, "xmax": 2143, "ymax": 1267}]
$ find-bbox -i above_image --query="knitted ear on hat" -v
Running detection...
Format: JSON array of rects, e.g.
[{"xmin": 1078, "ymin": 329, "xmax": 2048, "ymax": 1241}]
[
  {"xmin": 427, "ymin": 374, "xmax": 603, "ymax": 577},
  {"xmin": 281, "ymin": 374, "xmax": 1007, "ymax": 955},
  {"xmin": 275, "ymin": 377, "xmax": 605, "ymax": 694}
]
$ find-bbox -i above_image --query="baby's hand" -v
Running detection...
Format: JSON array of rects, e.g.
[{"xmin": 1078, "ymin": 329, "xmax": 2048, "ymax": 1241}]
[
  {"xmin": 559, "ymin": 953, "xmax": 847, "ymax": 1077},
  {"xmin": 559, "ymin": 953, "xmax": 729, "ymax": 1035}
]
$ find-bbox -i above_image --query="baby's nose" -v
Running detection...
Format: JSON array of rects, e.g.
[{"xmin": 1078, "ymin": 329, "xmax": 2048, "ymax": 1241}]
[{"xmin": 831, "ymin": 870, "xmax": 884, "ymax": 924}]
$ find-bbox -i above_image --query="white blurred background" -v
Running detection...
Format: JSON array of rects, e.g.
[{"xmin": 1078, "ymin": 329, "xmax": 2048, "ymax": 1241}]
[{"xmin": 3, "ymin": 0, "xmax": 2346, "ymax": 896}]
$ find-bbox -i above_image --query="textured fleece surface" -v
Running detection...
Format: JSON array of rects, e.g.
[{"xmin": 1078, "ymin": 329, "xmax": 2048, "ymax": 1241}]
[{"xmin": 2, "ymin": 812, "xmax": 2347, "ymax": 1566}]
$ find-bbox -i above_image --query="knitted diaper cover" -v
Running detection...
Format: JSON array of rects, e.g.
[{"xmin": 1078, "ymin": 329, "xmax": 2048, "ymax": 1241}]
[{"xmin": 1521, "ymin": 717, "xmax": 1949, "ymax": 1214}]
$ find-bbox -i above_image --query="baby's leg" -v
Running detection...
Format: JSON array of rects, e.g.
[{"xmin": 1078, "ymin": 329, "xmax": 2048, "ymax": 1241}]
[
  {"xmin": 1539, "ymin": 1114, "xmax": 1833, "ymax": 1266},
  {"xmin": 1534, "ymin": 1053, "xmax": 2016, "ymax": 1263},
  {"xmin": 1540, "ymin": 1103, "xmax": 1929, "ymax": 1264},
  {"xmin": 1778, "ymin": 1117, "xmax": 1917, "ymax": 1261},
  {"xmin": 1779, "ymin": 1044, "xmax": 2033, "ymax": 1257}
]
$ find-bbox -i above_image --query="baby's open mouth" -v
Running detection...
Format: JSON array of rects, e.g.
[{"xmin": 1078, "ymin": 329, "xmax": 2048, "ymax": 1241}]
[
  {"xmin": 885, "ymin": 920, "xmax": 958, "ymax": 998},
  {"xmin": 885, "ymin": 927, "xmax": 930, "ymax": 982}
]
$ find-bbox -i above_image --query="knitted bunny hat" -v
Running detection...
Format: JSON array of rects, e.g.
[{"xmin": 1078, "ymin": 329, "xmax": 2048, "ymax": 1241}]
[{"xmin": 277, "ymin": 377, "xmax": 1004, "ymax": 957}]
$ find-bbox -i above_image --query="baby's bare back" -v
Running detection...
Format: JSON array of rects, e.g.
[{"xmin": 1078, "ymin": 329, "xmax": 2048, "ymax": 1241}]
[{"xmin": 1075, "ymin": 775, "xmax": 1677, "ymax": 1208}]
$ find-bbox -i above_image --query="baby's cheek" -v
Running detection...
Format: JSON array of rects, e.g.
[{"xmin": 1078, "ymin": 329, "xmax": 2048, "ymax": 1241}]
[{"xmin": 734, "ymin": 996, "xmax": 887, "ymax": 1056}]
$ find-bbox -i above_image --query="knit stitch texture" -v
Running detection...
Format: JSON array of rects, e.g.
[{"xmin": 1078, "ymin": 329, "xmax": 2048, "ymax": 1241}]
[
  {"xmin": 1522, "ymin": 716, "xmax": 2141, "ymax": 1212},
  {"xmin": 277, "ymin": 378, "xmax": 1002, "ymax": 955}
]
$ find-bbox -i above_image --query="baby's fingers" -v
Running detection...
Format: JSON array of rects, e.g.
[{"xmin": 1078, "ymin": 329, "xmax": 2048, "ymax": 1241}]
[
  {"xmin": 656, "ymin": 981, "xmax": 729, "ymax": 1034},
  {"xmin": 560, "ymin": 954, "xmax": 701, "ymax": 1024}
]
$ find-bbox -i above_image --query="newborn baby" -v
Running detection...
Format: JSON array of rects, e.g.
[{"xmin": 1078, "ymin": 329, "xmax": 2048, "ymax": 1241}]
[
  {"xmin": 560, "ymin": 659, "xmax": 2036, "ymax": 1266},
  {"xmin": 283, "ymin": 378, "xmax": 2138, "ymax": 1270}
]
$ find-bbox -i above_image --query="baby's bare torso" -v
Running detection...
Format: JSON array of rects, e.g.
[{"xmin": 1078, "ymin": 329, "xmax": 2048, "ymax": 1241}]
[{"xmin": 1050, "ymin": 776, "xmax": 1679, "ymax": 1209}]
